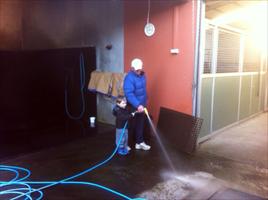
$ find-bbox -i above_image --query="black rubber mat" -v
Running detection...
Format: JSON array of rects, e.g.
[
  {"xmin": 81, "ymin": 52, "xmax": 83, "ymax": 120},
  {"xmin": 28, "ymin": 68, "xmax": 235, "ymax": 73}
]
[{"xmin": 157, "ymin": 107, "xmax": 203, "ymax": 154}]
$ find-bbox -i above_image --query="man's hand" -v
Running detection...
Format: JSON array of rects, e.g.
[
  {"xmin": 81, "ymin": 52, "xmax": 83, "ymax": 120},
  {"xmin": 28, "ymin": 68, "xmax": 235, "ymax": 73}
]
[{"xmin": 137, "ymin": 105, "xmax": 144, "ymax": 113}]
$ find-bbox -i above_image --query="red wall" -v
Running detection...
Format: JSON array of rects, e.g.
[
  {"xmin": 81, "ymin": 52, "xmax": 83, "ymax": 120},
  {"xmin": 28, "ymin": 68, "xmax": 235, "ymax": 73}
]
[{"xmin": 124, "ymin": 0, "xmax": 196, "ymax": 124}]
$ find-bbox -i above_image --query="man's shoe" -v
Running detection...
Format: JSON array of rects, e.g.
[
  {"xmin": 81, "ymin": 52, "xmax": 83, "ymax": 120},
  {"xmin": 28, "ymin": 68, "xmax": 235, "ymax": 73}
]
[{"xmin": 135, "ymin": 142, "xmax": 151, "ymax": 150}]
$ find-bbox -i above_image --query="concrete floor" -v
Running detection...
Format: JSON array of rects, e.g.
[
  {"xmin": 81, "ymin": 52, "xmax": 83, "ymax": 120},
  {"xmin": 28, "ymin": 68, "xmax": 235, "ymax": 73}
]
[
  {"xmin": 0, "ymin": 113, "xmax": 267, "ymax": 199},
  {"xmin": 196, "ymin": 112, "xmax": 268, "ymax": 198}
]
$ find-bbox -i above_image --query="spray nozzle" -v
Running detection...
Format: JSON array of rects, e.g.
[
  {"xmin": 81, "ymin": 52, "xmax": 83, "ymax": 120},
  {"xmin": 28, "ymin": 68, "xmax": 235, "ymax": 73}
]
[
  {"xmin": 144, "ymin": 108, "xmax": 149, "ymax": 116},
  {"xmin": 131, "ymin": 111, "xmax": 137, "ymax": 116}
]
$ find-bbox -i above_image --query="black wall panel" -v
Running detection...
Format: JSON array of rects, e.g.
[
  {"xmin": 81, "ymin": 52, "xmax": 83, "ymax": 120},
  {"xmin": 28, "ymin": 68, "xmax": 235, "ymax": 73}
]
[{"xmin": 0, "ymin": 47, "xmax": 96, "ymax": 132}]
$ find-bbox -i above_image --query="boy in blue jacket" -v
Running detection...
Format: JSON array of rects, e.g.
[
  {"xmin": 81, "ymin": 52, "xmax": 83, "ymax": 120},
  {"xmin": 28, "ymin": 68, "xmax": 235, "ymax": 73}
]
[{"xmin": 113, "ymin": 95, "xmax": 135, "ymax": 155}]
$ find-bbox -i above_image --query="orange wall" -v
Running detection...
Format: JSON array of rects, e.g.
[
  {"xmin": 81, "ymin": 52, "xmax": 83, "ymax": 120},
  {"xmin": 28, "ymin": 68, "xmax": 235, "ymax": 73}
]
[{"xmin": 124, "ymin": 0, "xmax": 196, "ymax": 124}]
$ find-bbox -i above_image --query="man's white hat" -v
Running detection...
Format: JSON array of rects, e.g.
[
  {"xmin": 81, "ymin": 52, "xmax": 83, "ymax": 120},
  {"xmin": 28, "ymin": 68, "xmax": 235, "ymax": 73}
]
[{"xmin": 131, "ymin": 58, "xmax": 143, "ymax": 70}]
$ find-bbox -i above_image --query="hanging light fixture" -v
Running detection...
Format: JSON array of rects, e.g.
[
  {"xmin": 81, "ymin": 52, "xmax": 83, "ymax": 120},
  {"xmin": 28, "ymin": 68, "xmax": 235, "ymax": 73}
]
[{"xmin": 144, "ymin": 0, "xmax": 155, "ymax": 37}]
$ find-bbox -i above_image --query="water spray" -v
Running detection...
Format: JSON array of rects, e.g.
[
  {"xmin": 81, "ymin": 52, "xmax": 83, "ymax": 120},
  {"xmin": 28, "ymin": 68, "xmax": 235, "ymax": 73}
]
[{"xmin": 142, "ymin": 108, "xmax": 177, "ymax": 173}]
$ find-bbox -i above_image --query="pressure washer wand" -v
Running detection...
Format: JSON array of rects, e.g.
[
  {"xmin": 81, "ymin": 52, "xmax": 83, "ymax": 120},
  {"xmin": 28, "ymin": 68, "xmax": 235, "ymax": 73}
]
[{"xmin": 144, "ymin": 107, "xmax": 149, "ymax": 117}]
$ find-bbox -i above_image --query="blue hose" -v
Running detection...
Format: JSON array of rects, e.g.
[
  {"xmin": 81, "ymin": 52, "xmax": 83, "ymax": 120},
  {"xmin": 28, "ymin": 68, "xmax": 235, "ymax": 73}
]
[
  {"xmin": 64, "ymin": 53, "xmax": 86, "ymax": 120},
  {"xmin": 0, "ymin": 122, "xmax": 146, "ymax": 200}
]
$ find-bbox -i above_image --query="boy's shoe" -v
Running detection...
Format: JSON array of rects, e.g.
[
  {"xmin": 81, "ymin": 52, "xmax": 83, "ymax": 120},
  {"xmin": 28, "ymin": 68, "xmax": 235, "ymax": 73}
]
[
  {"xmin": 118, "ymin": 147, "xmax": 128, "ymax": 155},
  {"xmin": 135, "ymin": 142, "xmax": 151, "ymax": 151},
  {"xmin": 127, "ymin": 146, "xmax": 131, "ymax": 151}
]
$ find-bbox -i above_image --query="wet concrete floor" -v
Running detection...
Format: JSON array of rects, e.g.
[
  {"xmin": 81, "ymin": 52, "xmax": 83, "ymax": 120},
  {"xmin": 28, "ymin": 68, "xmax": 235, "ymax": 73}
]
[{"xmin": 0, "ymin": 114, "xmax": 267, "ymax": 199}]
